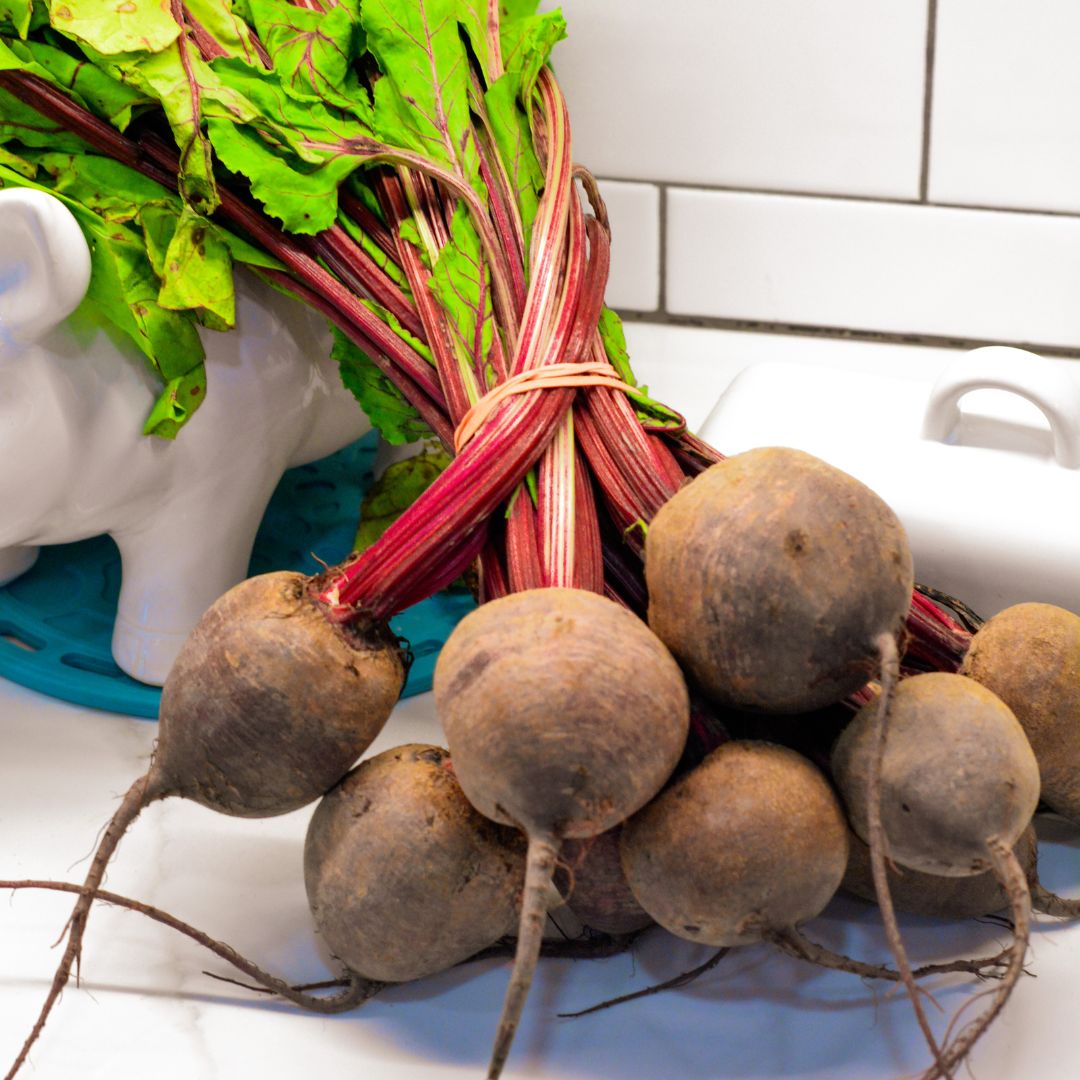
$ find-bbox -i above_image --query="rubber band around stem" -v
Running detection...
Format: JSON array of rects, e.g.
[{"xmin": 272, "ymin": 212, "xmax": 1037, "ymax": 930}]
[{"xmin": 453, "ymin": 362, "xmax": 636, "ymax": 452}]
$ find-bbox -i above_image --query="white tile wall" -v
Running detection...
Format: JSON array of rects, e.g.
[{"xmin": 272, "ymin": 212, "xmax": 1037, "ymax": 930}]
[
  {"xmin": 548, "ymin": 1, "xmax": 1080, "ymax": 349},
  {"xmin": 595, "ymin": 180, "xmax": 660, "ymax": 313},
  {"xmin": 552, "ymin": 0, "xmax": 928, "ymax": 199},
  {"xmin": 930, "ymin": 0, "xmax": 1080, "ymax": 213},
  {"xmin": 666, "ymin": 189, "xmax": 1080, "ymax": 347}
]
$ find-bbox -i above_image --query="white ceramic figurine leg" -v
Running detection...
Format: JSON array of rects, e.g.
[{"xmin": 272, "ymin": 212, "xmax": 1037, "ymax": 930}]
[
  {"xmin": 0, "ymin": 546, "xmax": 41, "ymax": 586},
  {"xmin": 110, "ymin": 484, "xmax": 275, "ymax": 685}
]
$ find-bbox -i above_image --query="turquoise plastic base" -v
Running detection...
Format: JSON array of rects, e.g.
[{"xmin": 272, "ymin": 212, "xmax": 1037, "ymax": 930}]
[{"xmin": 0, "ymin": 433, "xmax": 474, "ymax": 718}]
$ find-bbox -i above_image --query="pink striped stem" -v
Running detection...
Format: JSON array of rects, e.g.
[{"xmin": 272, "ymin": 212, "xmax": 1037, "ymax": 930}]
[
  {"xmin": 478, "ymin": 541, "xmax": 510, "ymax": 603},
  {"xmin": 377, "ymin": 174, "xmax": 477, "ymax": 425},
  {"xmin": 307, "ymin": 224, "xmax": 425, "ymax": 340},
  {"xmin": 512, "ymin": 70, "xmax": 574, "ymax": 376},
  {"xmin": 470, "ymin": 70, "xmax": 528, "ymax": 311},
  {"xmin": 316, "ymin": 386, "xmax": 575, "ymax": 619},
  {"xmin": 572, "ymin": 449, "xmax": 604, "ymax": 594},
  {"xmin": 533, "ymin": 189, "xmax": 588, "ymax": 588},
  {"xmin": 339, "ymin": 188, "xmax": 399, "ymax": 264},
  {"xmin": 573, "ymin": 405, "xmax": 646, "ymax": 540},
  {"xmin": 505, "ymin": 493, "xmax": 545, "ymax": 593},
  {"xmin": 904, "ymin": 592, "xmax": 972, "ymax": 671}
]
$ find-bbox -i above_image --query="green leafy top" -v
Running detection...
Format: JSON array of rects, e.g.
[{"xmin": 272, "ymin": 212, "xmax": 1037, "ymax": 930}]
[
  {"xmin": 353, "ymin": 443, "xmax": 450, "ymax": 552},
  {"xmin": 0, "ymin": 0, "xmax": 633, "ymax": 448}
]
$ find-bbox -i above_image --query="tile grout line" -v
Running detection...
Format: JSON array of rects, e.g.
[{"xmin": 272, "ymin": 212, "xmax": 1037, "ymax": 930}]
[
  {"xmin": 919, "ymin": 0, "xmax": 939, "ymax": 202},
  {"xmin": 614, "ymin": 309, "xmax": 1080, "ymax": 360},
  {"xmin": 597, "ymin": 175, "xmax": 1080, "ymax": 221},
  {"xmin": 656, "ymin": 181, "xmax": 669, "ymax": 316}
]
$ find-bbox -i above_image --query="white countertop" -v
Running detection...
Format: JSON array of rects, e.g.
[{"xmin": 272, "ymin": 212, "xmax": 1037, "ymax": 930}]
[
  {"xmin": 5, "ymin": 681, "xmax": 1080, "ymax": 1080},
  {"xmin": 2, "ymin": 323, "xmax": 1080, "ymax": 1079}
]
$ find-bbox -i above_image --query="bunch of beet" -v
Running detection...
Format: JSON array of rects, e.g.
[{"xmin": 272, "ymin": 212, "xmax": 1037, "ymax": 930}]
[
  {"xmin": 297, "ymin": 445, "xmax": 1076, "ymax": 1078},
  {"xmin": 413, "ymin": 445, "xmax": 1077, "ymax": 1078},
  {"xmin": 8, "ymin": 444, "xmax": 1080, "ymax": 1080},
  {"xmin": 3, "ymin": 1, "xmax": 1079, "ymax": 1072}
]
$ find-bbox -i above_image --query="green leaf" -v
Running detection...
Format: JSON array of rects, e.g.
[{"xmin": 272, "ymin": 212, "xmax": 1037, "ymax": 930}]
[
  {"xmin": 396, "ymin": 215, "xmax": 428, "ymax": 266},
  {"xmin": 430, "ymin": 200, "xmax": 493, "ymax": 390},
  {"xmin": 0, "ymin": 142, "xmax": 34, "ymax": 175},
  {"xmin": 20, "ymin": 36, "xmax": 150, "ymax": 129},
  {"xmin": 213, "ymin": 221, "xmax": 286, "ymax": 270},
  {"xmin": 141, "ymin": 200, "xmax": 277, "ymax": 284},
  {"xmin": 48, "ymin": 0, "xmax": 182, "ymax": 55},
  {"xmin": 0, "ymin": 35, "xmax": 147, "ymax": 133},
  {"xmin": 128, "ymin": 44, "xmax": 215, "ymax": 211},
  {"xmin": 456, "ymin": 0, "xmax": 497, "ymax": 85},
  {"xmin": 183, "ymin": 0, "xmax": 266, "ymax": 65},
  {"xmin": 623, "ymin": 385, "xmax": 686, "ymax": 432},
  {"xmin": 500, "ymin": 0, "xmax": 541, "ymax": 17},
  {"xmin": 331, "ymin": 326, "xmax": 433, "ymax": 445},
  {"xmin": 245, "ymin": 0, "xmax": 370, "ymax": 117},
  {"xmin": 157, "ymin": 204, "xmax": 235, "ymax": 330},
  {"xmin": 79, "ymin": 213, "xmax": 206, "ymax": 383},
  {"xmin": 26, "ymin": 149, "xmax": 177, "ymax": 221},
  {"xmin": 139, "ymin": 203, "xmax": 177, "ymax": 276},
  {"xmin": 208, "ymin": 55, "xmax": 380, "ymax": 217},
  {"xmin": 0, "ymin": 162, "xmax": 208, "ymax": 432},
  {"xmin": 484, "ymin": 70, "xmax": 541, "ymax": 252},
  {"xmin": 86, "ymin": 38, "xmax": 259, "ymax": 213},
  {"xmin": 209, "ymin": 55, "xmax": 372, "ymax": 156},
  {"xmin": 89, "ymin": 236, "xmax": 205, "ymax": 383},
  {"xmin": 500, "ymin": 6, "xmax": 565, "ymax": 102},
  {"xmin": 27, "ymin": 0, "xmax": 49, "ymax": 32},
  {"xmin": 345, "ymin": 173, "xmax": 385, "ymax": 220},
  {"xmin": 362, "ymin": 0, "xmax": 482, "ymax": 193},
  {"xmin": 0, "ymin": 0, "xmax": 34, "ymax": 37},
  {"xmin": 353, "ymin": 447, "xmax": 449, "ymax": 552},
  {"xmin": 597, "ymin": 307, "xmax": 684, "ymax": 431},
  {"xmin": 0, "ymin": 84, "xmax": 90, "ymax": 151},
  {"xmin": 142, "ymin": 365, "xmax": 209, "ymax": 438},
  {"xmin": 597, "ymin": 305, "xmax": 635, "ymax": 385},
  {"xmin": 206, "ymin": 115, "xmax": 359, "ymax": 234}
]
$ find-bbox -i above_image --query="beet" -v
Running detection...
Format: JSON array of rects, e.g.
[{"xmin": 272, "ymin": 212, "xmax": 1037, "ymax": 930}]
[
  {"xmin": 832, "ymin": 673, "xmax": 1038, "ymax": 877},
  {"xmin": 434, "ymin": 587, "xmax": 688, "ymax": 1079},
  {"xmin": 645, "ymin": 447, "xmax": 913, "ymax": 713},
  {"xmin": 832, "ymin": 671, "xmax": 1039, "ymax": 1076},
  {"xmin": 9, "ymin": 571, "xmax": 405, "ymax": 1075},
  {"xmin": 158, "ymin": 572, "xmax": 404, "ymax": 816},
  {"xmin": 961, "ymin": 602, "xmax": 1080, "ymax": 823},
  {"xmin": 305, "ymin": 744, "xmax": 527, "ymax": 983},
  {"xmin": 560, "ymin": 826, "xmax": 653, "ymax": 936},
  {"xmin": 621, "ymin": 741, "xmax": 849, "ymax": 946},
  {"xmin": 841, "ymin": 825, "xmax": 1038, "ymax": 919}
]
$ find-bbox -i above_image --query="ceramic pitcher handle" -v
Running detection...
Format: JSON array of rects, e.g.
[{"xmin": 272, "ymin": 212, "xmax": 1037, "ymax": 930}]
[{"xmin": 921, "ymin": 345, "xmax": 1080, "ymax": 469}]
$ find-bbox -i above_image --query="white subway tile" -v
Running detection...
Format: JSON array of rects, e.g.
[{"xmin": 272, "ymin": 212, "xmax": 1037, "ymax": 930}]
[
  {"xmin": 930, "ymin": 0, "xmax": 1080, "ymax": 213},
  {"xmin": 666, "ymin": 189, "xmax": 1080, "ymax": 347},
  {"xmin": 549, "ymin": 0, "xmax": 927, "ymax": 198},
  {"xmin": 595, "ymin": 179, "xmax": 660, "ymax": 312}
]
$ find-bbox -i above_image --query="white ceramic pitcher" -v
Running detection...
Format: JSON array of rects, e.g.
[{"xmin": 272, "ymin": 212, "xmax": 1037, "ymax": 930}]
[{"xmin": 0, "ymin": 188, "xmax": 370, "ymax": 684}]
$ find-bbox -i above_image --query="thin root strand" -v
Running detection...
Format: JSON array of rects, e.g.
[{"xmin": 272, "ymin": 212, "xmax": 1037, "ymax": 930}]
[
  {"xmin": 557, "ymin": 947, "xmax": 729, "ymax": 1018},
  {"xmin": 866, "ymin": 632, "xmax": 952, "ymax": 1076},
  {"xmin": 919, "ymin": 840, "xmax": 1031, "ymax": 1080},
  {"xmin": 0, "ymin": 879, "xmax": 379, "ymax": 1014},
  {"xmin": 770, "ymin": 927, "xmax": 1009, "ymax": 986}
]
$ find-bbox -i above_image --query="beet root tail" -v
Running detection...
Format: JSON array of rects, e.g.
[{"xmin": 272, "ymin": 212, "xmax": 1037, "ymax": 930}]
[
  {"xmin": 487, "ymin": 831, "xmax": 559, "ymax": 1080},
  {"xmin": 5, "ymin": 771, "xmax": 164, "ymax": 1080},
  {"xmin": 922, "ymin": 840, "xmax": 1031, "ymax": 1080},
  {"xmin": 865, "ymin": 632, "xmax": 951, "ymax": 1078}
]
